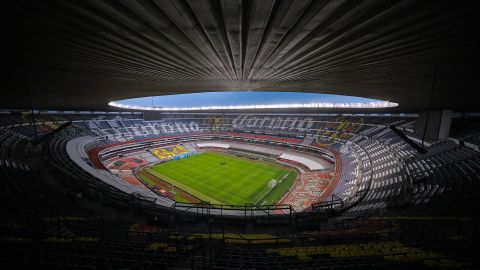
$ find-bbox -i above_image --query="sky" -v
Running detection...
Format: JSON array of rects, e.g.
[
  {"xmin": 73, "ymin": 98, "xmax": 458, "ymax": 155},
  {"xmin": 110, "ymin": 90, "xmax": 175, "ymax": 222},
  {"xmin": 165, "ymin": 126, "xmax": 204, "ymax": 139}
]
[{"xmin": 118, "ymin": 91, "xmax": 382, "ymax": 108}]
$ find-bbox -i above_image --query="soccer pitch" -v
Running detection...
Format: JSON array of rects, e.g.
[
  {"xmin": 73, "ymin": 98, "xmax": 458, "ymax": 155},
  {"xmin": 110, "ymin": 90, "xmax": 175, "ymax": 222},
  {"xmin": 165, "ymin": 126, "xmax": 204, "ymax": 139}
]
[{"xmin": 146, "ymin": 152, "xmax": 296, "ymax": 205}]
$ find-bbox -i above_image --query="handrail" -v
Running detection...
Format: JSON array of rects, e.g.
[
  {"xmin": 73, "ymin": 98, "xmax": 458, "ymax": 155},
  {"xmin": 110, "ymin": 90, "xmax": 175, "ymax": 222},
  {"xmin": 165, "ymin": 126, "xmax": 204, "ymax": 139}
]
[
  {"xmin": 172, "ymin": 201, "xmax": 293, "ymax": 215},
  {"xmin": 311, "ymin": 194, "xmax": 344, "ymax": 212}
]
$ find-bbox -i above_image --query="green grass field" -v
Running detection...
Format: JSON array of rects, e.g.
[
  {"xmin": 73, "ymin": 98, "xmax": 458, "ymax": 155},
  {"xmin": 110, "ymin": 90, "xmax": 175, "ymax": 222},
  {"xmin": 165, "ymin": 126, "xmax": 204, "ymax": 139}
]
[{"xmin": 146, "ymin": 152, "xmax": 296, "ymax": 205}]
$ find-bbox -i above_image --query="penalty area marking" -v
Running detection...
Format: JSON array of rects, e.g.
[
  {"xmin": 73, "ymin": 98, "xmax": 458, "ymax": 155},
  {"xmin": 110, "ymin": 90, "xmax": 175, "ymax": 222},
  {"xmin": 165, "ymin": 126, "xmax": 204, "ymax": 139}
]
[{"xmin": 268, "ymin": 179, "xmax": 278, "ymax": 189}]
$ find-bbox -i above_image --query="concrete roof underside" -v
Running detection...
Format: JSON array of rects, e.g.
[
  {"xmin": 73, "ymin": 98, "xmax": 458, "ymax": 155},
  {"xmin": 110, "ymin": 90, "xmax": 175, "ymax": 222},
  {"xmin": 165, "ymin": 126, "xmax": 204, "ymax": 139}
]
[{"xmin": 3, "ymin": 0, "xmax": 480, "ymax": 112}]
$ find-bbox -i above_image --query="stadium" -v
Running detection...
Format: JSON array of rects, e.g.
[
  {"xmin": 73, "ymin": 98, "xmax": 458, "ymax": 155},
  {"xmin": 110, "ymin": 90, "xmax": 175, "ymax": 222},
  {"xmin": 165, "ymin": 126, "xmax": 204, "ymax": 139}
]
[{"xmin": 2, "ymin": 0, "xmax": 480, "ymax": 269}]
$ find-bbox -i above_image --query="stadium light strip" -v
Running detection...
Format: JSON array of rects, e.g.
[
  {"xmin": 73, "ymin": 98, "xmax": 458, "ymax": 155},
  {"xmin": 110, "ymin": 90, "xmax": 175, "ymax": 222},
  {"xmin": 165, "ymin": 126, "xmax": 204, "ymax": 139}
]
[{"xmin": 108, "ymin": 101, "xmax": 398, "ymax": 111}]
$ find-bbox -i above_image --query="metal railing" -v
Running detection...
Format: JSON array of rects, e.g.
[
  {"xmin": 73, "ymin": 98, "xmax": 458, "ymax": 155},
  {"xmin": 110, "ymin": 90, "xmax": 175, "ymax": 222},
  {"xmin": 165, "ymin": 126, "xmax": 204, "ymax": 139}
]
[{"xmin": 171, "ymin": 201, "xmax": 295, "ymax": 217}]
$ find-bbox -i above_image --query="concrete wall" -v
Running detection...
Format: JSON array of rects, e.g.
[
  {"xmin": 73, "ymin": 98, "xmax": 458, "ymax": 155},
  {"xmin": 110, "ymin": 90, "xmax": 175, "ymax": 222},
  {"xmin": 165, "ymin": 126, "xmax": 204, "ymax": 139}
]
[{"xmin": 416, "ymin": 110, "xmax": 453, "ymax": 141}]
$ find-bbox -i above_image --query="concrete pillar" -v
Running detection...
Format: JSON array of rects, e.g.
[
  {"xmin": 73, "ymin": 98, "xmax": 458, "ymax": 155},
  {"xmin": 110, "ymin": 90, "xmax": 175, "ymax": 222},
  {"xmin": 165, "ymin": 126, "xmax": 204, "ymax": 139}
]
[{"xmin": 416, "ymin": 110, "xmax": 453, "ymax": 141}]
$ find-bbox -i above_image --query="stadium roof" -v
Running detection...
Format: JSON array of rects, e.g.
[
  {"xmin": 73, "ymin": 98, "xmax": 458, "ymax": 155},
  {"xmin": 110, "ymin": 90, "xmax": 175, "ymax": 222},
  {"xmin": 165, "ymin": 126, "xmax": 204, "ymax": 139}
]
[{"xmin": 4, "ymin": 0, "xmax": 480, "ymax": 112}]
